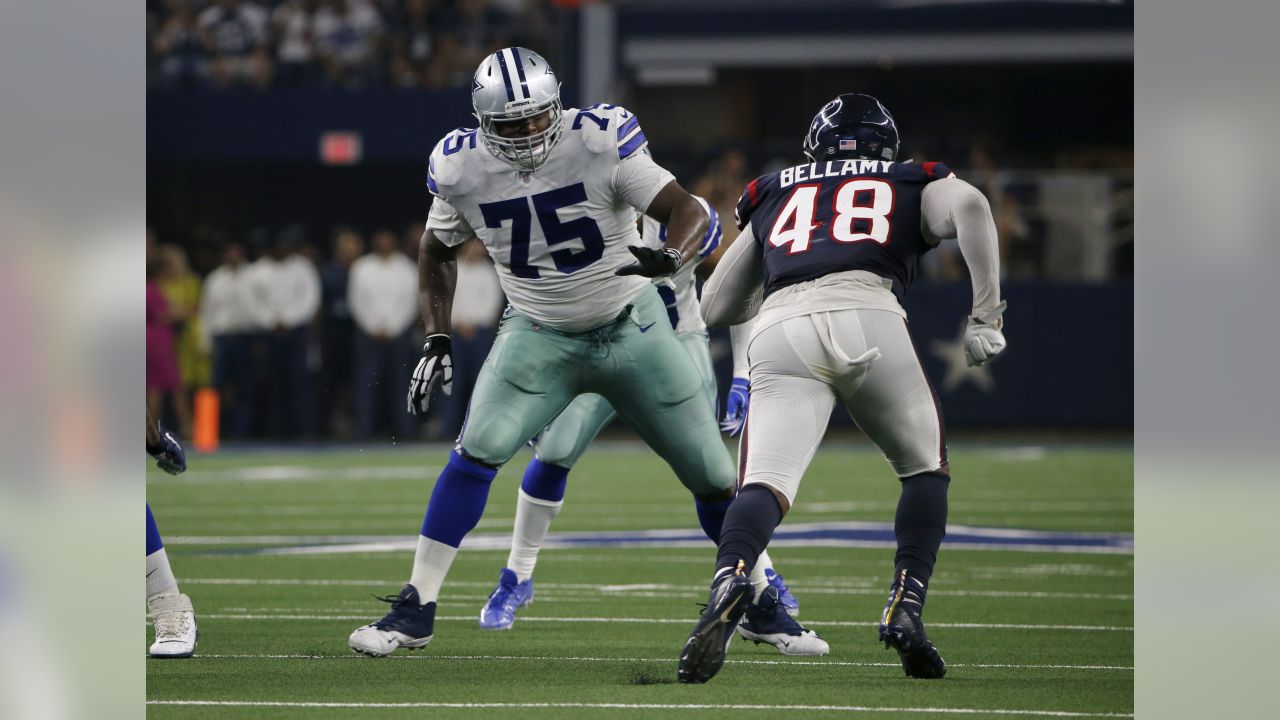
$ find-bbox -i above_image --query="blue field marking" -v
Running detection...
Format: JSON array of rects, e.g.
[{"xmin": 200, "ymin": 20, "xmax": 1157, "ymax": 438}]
[{"xmin": 185, "ymin": 521, "xmax": 1132, "ymax": 556}]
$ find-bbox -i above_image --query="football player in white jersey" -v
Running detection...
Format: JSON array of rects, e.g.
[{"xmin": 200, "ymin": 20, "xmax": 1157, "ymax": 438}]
[
  {"xmin": 348, "ymin": 48, "xmax": 825, "ymax": 657},
  {"xmin": 476, "ymin": 199, "xmax": 806, "ymax": 640}
]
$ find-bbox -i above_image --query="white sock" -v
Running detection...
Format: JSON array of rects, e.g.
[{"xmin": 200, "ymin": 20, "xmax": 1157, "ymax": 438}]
[
  {"xmin": 408, "ymin": 535, "xmax": 458, "ymax": 605},
  {"xmin": 507, "ymin": 489, "xmax": 564, "ymax": 582},
  {"xmin": 750, "ymin": 549, "xmax": 773, "ymax": 603},
  {"xmin": 146, "ymin": 548, "xmax": 180, "ymax": 601}
]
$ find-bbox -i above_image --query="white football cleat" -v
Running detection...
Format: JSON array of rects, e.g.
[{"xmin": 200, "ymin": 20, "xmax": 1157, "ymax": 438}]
[
  {"xmin": 736, "ymin": 585, "xmax": 830, "ymax": 656},
  {"xmin": 148, "ymin": 592, "xmax": 197, "ymax": 659}
]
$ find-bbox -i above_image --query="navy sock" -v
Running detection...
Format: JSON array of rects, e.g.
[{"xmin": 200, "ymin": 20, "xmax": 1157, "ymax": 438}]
[
  {"xmin": 714, "ymin": 485, "xmax": 783, "ymax": 576},
  {"xmin": 695, "ymin": 497, "xmax": 733, "ymax": 543},
  {"xmin": 146, "ymin": 504, "xmax": 164, "ymax": 556},
  {"xmin": 521, "ymin": 458, "xmax": 569, "ymax": 502},
  {"xmin": 894, "ymin": 471, "xmax": 950, "ymax": 584},
  {"xmin": 421, "ymin": 450, "xmax": 499, "ymax": 547}
]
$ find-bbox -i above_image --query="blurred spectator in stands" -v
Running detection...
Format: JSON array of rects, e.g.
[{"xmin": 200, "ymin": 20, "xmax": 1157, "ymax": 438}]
[
  {"xmin": 200, "ymin": 242, "xmax": 259, "ymax": 439},
  {"xmin": 157, "ymin": 245, "xmax": 211, "ymax": 403},
  {"xmin": 272, "ymin": 0, "xmax": 323, "ymax": 87},
  {"xmin": 401, "ymin": 221, "xmax": 425, "ymax": 261},
  {"xmin": 425, "ymin": 0, "xmax": 514, "ymax": 88},
  {"xmin": 319, "ymin": 228, "xmax": 366, "ymax": 439},
  {"xmin": 349, "ymin": 229, "xmax": 419, "ymax": 441},
  {"xmin": 436, "ymin": 238, "xmax": 504, "ymax": 440},
  {"xmin": 385, "ymin": 0, "xmax": 441, "ymax": 88},
  {"xmin": 152, "ymin": 0, "xmax": 207, "ymax": 89},
  {"xmin": 246, "ymin": 229, "xmax": 322, "ymax": 439},
  {"xmin": 315, "ymin": 0, "xmax": 385, "ymax": 89},
  {"xmin": 693, "ymin": 148, "xmax": 752, "ymax": 235},
  {"xmin": 494, "ymin": 0, "xmax": 552, "ymax": 52},
  {"xmin": 147, "ymin": 256, "xmax": 193, "ymax": 440},
  {"xmin": 198, "ymin": 0, "xmax": 273, "ymax": 90}
]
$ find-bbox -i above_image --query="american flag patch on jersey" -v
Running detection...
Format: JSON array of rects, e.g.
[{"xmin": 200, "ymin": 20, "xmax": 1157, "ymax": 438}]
[{"xmin": 839, "ymin": 138, "xmax": 857, "ymax": 151}]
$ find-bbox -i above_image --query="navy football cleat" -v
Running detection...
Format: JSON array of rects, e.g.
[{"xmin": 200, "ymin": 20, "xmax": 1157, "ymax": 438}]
[
  {"xmin": 737, "ymin": 585, "xmax": 829, "ymax": 656},
  {"xmin": 764, "ymin": 567, "xmax": 799, "ymax": 616},
  {"xmin": 479, "ymin": 568, "xmax": 535, "ymax": 630},
  {"xmin": 348, "ymin": 584, "xmax": 436, "ymax": 657},
  {"xmin": 878, "ymin": 570, "xmax": 946, "ymax": 679},
  {"xmin": 678, "ymin": 561, "xmax": 755, "ymax": 684}
]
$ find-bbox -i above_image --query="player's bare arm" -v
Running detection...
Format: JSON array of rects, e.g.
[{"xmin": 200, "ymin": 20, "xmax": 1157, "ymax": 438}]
[
  {"xmin": 646, "ymin": 181, "xmax": 710, "ymax": 267},
  {"xmin": 407, "ymin": 228, "xmax": 463, "ymax": 417},
  {"xmin": 146, "ymin": 408, "xmax": 162, "ymax": 448},
  {"xmin": 418, "ymin": 227, "xmax": 462, "ymax": 336},
  {"xmin": 617, "ymin": 181, "xmax": 710, "ymax": 277}
]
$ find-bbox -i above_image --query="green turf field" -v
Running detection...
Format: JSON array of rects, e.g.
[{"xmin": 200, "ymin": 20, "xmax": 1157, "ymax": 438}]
[{"xmin": 146, "ymin": 441, "xmax": 1133, "ymax": 719}]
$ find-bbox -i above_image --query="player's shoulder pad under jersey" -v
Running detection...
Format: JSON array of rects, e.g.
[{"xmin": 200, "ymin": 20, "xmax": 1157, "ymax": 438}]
[
  {"xmin": 734, "ymin": 172, "xmax": 780, "ymax": 231},
  {"xmin": 567, "ymin": 104, "xmax": 648, "ymax": 160},
  {"xmin": 427, "ymin": 127, "xmax": 482, "ymax": 197}
]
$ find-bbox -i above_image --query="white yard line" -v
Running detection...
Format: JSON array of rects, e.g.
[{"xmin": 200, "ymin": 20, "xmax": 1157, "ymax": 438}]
[
  {"xmin": 191, "ymin": 613, "xmax": 1133, "ymax": 631},
  {"xmin": 144, "ymin": 700, "xmax": 1132, "ymax": 717},
  {"xmin": 182, "ymin": 577, "xmax": 1131, "ymax": 601},
  {"xmin": 192, "ymin": 652, "xmax": 1133, "ymax": 671},
  {"xmin": 151, "ymin": 465, "xmax": 438, "ymax": 485}
]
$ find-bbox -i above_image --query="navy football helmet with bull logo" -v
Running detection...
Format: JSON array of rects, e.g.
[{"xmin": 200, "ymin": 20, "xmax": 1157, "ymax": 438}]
[{"xmin": 802, "ymin": 93, "xmax": 900, "ymax": 163}]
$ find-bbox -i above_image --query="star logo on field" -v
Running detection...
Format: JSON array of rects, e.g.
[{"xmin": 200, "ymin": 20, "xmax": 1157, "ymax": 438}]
[{"xmin": 931, "ymin": 324, "xmax": 996, "ymax": 393}]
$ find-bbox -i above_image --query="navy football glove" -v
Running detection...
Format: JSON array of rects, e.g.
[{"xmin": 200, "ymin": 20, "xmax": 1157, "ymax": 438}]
[
  {"xmin": 407, "ymin": 334, "xmax": 453, "ymax": 417},
  {"xmin": 147, "ymin": 428, "xmax": 187, "ymax": 475},
  {"xmin": 719, "ymin": 377, "xmax": 750, "ymax": 436},
  {"xmin": 615, "ymin": 246, "xmax": 683, "ymax": 278}
]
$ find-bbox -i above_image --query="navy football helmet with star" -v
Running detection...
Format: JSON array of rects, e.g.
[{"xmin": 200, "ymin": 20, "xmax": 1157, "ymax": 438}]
[{"xmin": 802, "ymin": 93, "xmax": 900, "ymax": 163}]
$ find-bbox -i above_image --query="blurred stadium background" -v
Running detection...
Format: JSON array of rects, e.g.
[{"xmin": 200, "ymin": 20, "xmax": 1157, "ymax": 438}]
[
  {"xmin": 146, "ymin": 0, "xmax": 1133, "ymax": 447},
  {"xmin": 140, "ymin": 3, "xmax": 1133, "ymax": 718}
]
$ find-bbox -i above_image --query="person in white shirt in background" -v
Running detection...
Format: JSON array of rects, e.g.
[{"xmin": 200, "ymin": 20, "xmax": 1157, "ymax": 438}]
[
  {"xmin": 349, "ymin": 229, "xmax": 420, "ymax": 440},
  {"xmin": 199, "ymin": 242, "xmax": 260, "ymax": 439},
  {"xmin": 436, "ymin": 237, "xmax": 505, "ymax": 441},
  {"xmin": 246, "ymin": 231, "xmax": 322, "ymax": 439}
]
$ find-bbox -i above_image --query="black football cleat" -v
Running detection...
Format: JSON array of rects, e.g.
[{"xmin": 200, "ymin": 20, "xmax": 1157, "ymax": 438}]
[
  {"xmin": 348, "ymin": 584, "xmax": 436, "ymax": 657},
  {"xmin": 878, "ymin": 569, "xmax": 946, "ymax": 679},
  {"xmin": 678, "ymin": 561, "xmax": 755, "ymax": 684}
]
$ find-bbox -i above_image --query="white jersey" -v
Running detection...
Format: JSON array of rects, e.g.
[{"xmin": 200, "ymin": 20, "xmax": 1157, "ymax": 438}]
[
  {"xmin": 425, "ymin": 104, "xmax": 675, "ymax": 333},
  {"xmin": 638, "ymin": 196, "xmax": 722, "ymax": 336}
]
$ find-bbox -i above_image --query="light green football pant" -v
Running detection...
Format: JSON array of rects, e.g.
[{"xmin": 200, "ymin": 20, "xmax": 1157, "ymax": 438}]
[
  {"xmin": 458, "ymin": 284, "xmax": 735, "ymax": 496},
  {"xmin": 533, "ymin": 330, "xmax": 717, "ymax": 469}
]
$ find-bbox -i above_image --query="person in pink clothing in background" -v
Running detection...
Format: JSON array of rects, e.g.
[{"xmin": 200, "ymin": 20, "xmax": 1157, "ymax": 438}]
[{"xmin": 147, "ymin": 257, "xmax": 192, "ymax": 439}]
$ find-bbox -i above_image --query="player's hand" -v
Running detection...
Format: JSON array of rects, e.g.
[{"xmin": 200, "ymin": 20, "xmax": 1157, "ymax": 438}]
[
  {"xmin": 615, "ymin": 246, "xmax": 683, "ymax": 278},
  {"xmin": 964, "ymin": 301, "xmax": 1007, "ymax": 367},
  {"xmin": 407, "ymin": 334, "xmax": 453, "ymax": 417},
  {"xmin": 147, "ymin": 428, "xmax": 187, "ymax": 475},
  {"xmin": 719, "ymin": 377, "xmax": 750, "ymax": 436}
]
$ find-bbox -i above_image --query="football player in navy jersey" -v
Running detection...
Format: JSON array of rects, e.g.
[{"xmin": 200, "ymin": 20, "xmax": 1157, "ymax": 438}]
[{"xmin": 678, "ymin": 94, "xmax": 1006, "ymax": 683}]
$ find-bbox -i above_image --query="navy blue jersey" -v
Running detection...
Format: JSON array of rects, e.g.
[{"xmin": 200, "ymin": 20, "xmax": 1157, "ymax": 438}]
[{"xmin": 735, "ymin": 159, "xmax": 954, "ymax": 301}]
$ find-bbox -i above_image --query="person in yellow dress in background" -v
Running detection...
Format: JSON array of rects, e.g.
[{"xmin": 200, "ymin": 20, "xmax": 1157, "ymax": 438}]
[{"xmin": 156, "ymin": 244, "xmax": 209, "ymax": 439}]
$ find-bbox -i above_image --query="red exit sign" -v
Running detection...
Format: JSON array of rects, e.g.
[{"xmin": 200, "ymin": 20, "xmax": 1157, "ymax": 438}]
[{"xmin": 320, "ymin": 131, "xmax": 363, "ymax": 165}]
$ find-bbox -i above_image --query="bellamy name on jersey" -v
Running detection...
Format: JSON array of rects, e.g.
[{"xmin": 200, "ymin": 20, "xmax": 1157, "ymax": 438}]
[{"xmin": 736, "ymin": 159, "xmax": 955, "ymax": 303}]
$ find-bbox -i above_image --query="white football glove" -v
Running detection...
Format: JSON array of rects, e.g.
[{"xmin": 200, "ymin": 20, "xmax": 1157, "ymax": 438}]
[
  {"xmin": 407, "ymin": 334, "xmax": 453, "ymax": 417},
  {"xmin": 964, "ymin": 301, "xmax": 1007, "ymax": 367}
]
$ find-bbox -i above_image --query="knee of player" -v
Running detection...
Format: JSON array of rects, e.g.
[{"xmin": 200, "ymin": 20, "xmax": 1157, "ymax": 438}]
[
  {"xmin": 457, "ymin": 417, "xmax": 525, "ymax": 468},
  {"xmin": 678, "ymin": 447, "xmax": 737, "ymax": 496},
  {"xmin": 532, "ymin": 424, "xmax": 586, "ymax": 468}
]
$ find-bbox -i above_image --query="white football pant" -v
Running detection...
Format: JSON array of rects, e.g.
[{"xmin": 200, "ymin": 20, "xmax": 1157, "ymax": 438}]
[{"xmin": 740, "ymin": 308, "xmax": 945, "ymax": 506}]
